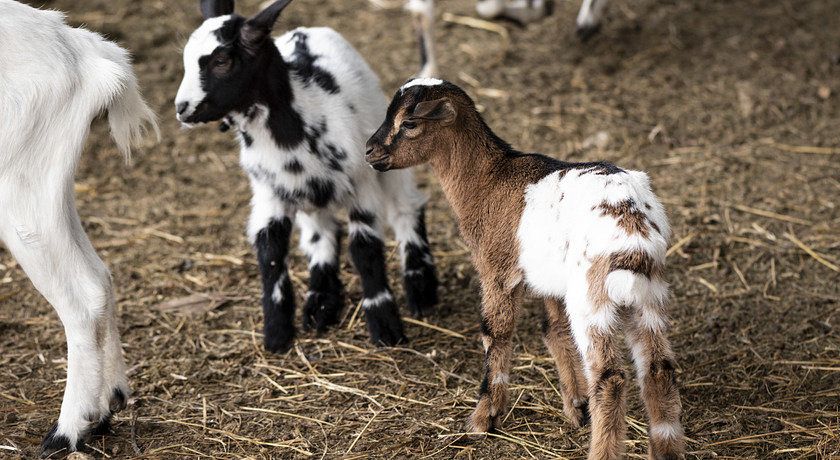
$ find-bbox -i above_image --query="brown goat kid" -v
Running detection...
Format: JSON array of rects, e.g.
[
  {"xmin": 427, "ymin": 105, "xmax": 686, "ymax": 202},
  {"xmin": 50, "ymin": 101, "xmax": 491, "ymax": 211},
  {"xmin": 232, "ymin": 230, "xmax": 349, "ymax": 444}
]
[{"xmin": 366, "ymin": 79, "xmax": 685, "ymax": 460}]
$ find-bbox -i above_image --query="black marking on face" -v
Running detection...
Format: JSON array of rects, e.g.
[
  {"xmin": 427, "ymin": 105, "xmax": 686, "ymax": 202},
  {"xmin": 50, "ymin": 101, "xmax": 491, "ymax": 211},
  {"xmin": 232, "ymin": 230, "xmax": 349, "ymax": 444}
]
[
  {"xmin": 310, "ymin": 232, "xmax": 321, "ymax": 243},
  {"xmin": 288, "ymin": 31, "xmax": 340, "ymax": 94},
  {"xmin": 240, "ymin": 130, "xmax": 253, "ymax": 147},
  {"xmin": 255, "ymin": 217, "xmax": 296, "ymax": 353},
  {"xmin": 284, "ymin": 158, "xmax": 304, "ymax": 174}
]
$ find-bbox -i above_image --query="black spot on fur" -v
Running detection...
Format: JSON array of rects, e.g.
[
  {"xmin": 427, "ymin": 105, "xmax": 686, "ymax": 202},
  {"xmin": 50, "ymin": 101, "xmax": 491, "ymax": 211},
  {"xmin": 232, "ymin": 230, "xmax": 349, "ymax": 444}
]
[
  {"xmin": 481, "ymin": 315, "xmax": 492, "ymax": 336},
  {"xmin": 349, "ymin": 209, "xmax": 376, "ymax": 226},
  {"xmin": 288, "ymin": 31, "xmax": 340, "ymax": 94},
  {"xmin": 283, "ymin": 158, "xmax": 304, "ymax": 174},
  {"xmin": 310, "ymin": 232, "xmax": 321, "ymax": 243},
  {"xmin": 255, "ymin": 217, "xmax": 296, "ymax": 353},
  {"xmin": 306, "ymin": 177, "xmax": 335, "ymax": 208},
  {"xmin": 479, "ymin": 373, "xmax": 490, "ymax": 395}
]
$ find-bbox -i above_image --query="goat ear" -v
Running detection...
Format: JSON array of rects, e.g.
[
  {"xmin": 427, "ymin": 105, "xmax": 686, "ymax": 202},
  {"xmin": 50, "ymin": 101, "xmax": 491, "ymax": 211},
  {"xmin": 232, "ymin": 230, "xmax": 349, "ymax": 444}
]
[
  {"xmin": 200, "ymin": 0, "xmax": 234, "ymax": 19},
  {"xmin": 240, "ymin": 0, "xmax": 293, "ymax": 48},
  {"xmin": 409, "ymin": 98, "xmax": 456, "ymax": 124}
]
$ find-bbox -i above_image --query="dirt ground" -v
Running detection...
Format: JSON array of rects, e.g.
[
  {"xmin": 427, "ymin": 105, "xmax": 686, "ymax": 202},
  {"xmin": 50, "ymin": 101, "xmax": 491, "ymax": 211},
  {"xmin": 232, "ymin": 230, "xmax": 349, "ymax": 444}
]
[{"xmin": 2, "ymin": 0, "xmax": 839, "ymax": 458}]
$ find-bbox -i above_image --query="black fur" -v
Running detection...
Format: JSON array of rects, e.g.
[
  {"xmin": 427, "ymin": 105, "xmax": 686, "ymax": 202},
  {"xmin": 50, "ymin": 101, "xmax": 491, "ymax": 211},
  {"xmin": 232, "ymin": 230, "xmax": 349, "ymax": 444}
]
[
  {"xmin": 402, "ymin": 208, "xmax": 438, "ymax": 317},
  {"xmin": 305, "ymin": 177, "xmax": 335, "ymax": 208},
  {"xmin": 302, "ymin": 230, "xmax": 345, "ymax": 332},
  {"xmin": 348, "ymin": 215, "xmax": 406, "ymax": 346},
  {"xmin": 240, "ymin": 129, "xmax": 253, "ymax": 147},
  {"xmin": 284, "ymin": 158, "xmax": 304, "ymax": 174},
  {"xmin": 288, "ymin": 31, "xmax": 340, "ymax": 94},
  {"xmin": 40, "ymin": 424, "xmax": 83, "ymax": 458},
  {"xmin": 255, "ymin": 217, "xmax": 296, "ymax": 353}
]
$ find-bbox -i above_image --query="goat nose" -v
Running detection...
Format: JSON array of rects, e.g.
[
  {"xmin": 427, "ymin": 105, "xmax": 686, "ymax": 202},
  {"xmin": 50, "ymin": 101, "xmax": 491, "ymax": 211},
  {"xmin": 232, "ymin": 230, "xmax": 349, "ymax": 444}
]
[
  {"xmin": 365, "ymin": 146, "xmax": 374, "ymax": 156},
  {"xmin": 176, "ymin": 101, "xmax": 189, "ymax": 115}
]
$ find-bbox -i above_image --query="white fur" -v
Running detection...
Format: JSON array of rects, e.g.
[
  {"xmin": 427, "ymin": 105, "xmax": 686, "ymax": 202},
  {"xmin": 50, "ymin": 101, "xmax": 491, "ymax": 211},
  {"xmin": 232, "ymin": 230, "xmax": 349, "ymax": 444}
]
[
  {"xmin": 576, "ymin": 0, "xmax": 609, "ymax": 30},
  {"xmin": 401, "ymin": 77, "xmax": 444, "ymax": 91},
  {"xmin": 362, "ymin": 290, "xmax": 394, "ymax": 309},
  {"xmin": 650, "ymin": 421, "xmax": 684, "ymax": 440},
  {"xmin": 0, "ymin": 0, "xmax": 157, "ymax": 449},
  {"xmin": 516, "ymin": 168, "xmax": 671, "ymax": 379}
]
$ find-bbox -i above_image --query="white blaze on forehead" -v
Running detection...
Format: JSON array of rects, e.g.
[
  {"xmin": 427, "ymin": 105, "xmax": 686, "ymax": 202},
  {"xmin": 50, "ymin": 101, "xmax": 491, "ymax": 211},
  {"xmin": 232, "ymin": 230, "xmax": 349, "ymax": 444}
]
[
  {"xmin": 175, "ymin": 16, "xmax": 232, "ymax": 113},
  {"xmin": 400, "ymin": 77, "xmax": 444, "ymax": 91}
]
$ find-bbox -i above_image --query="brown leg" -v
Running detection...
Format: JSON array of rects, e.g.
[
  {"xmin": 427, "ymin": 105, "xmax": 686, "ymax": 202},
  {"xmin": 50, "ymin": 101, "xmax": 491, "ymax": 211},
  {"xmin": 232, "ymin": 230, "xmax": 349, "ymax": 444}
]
[
  {"xmin": 468, "ymin": 280, "xmax": 523, "ymax": 433},
  {"xmin": 627, "ymin": 314, "xmax": 685, "ymax": 460},
  {"xmin": 586, "ymin": 327, "xmax": 627, "ymax": 460},
  {"xmin": 543, "ymin": 297, "xmax": 589, "ymax": 428}
]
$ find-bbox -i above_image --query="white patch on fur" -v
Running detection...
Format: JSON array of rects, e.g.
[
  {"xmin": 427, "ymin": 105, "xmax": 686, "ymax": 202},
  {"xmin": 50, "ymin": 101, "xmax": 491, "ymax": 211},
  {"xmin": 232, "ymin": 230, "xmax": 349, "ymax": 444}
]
[
  {"xmin": 475, "ymin": 0, "xmax": 505, "ymax": 18},
  {"xmin": 650, "ymin": 421, "xmax": 683, "ymax": 440},
  {"xmin": 401, "ymin": 77, "xmax": 444, "ymax": 91},
  {"xmin": 362, "ymin": 291, "xmax": 394, "ymax": 309},
  {"xmin": 576, "ymin": 0, "xmax": 609, "ymax": 29},
  {"xmin": 272, "ymin": 274, "xmax": 287, "ymax": 303},
  {"xmin": 297, "ymin": 211, "xmax": 339, "ymax": 267},
  {"xmin": 492, "ymin": 373, "xmax": 510, "ymax": 385}
]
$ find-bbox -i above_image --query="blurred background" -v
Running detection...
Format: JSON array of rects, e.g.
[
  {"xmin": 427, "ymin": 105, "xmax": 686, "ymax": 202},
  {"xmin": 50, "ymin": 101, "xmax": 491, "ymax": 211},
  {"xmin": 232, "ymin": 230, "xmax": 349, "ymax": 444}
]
[{"xmin": 1, "ymin": 0, "xmax": 838, "ymax": 457}]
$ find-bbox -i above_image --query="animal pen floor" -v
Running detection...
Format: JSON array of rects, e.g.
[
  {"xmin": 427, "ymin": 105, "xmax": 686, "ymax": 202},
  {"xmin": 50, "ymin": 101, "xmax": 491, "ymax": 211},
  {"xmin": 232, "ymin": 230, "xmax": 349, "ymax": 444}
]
[{"xmin": 2, "ymin": 0, "xmax": 839, "ymax": 458}]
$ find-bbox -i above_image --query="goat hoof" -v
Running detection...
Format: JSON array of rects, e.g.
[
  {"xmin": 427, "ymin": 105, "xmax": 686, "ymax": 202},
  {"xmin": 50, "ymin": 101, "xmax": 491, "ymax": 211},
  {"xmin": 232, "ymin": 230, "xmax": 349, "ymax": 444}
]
[
  {"xmin": 302, "ymin": 291, "xmax": 343, "ymax": 333},
  {"xmin": 365, "ymin": 303, "xmax": 407, "ymax": 346},
  {"xmin": 263, "ymin": 327, "xmax": 295, "ymax": 354},
  {"xmin": 108, "ymin": 387, "xmax": 128, "ymax": 414},
  {"xmin": 40, "ymin": 424, "xmax": 83, "ymax": 458},
  {"xmin": 576, "ymin": 23, "xmax": 601, "ymax": 42},
  {"xmin": 565, "ymin": 398, "xmax": 590, "ymax": 428},
  {"xmin": 405, "ymin": 269, "xmax": 438, "ymax": 319}
]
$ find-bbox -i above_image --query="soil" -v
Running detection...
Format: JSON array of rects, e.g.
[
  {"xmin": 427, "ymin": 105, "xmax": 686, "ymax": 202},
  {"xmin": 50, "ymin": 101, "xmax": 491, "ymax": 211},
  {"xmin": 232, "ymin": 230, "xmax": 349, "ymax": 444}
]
[{"xmin": 2, "ymin": 0, "xmax": 839, "ymax": 458}]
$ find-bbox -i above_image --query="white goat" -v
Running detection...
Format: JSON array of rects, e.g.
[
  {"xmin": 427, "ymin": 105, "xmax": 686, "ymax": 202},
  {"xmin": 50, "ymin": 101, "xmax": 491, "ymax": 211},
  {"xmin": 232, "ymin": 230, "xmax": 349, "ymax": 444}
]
[
  {"xmin": 476, "ymin": 0, "xmax": 608, "ymax": 39},
  {"xmin": 0, "ymin": 0, "xmax": 158, "ymax": 455}
]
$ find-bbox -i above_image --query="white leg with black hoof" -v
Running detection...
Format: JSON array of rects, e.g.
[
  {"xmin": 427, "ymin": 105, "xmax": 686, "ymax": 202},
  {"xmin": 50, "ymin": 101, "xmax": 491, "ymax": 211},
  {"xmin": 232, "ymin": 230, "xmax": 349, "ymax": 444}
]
[
  {"xmin": 297, "ymin": 209, "xmax": 345, "ymax": 333},
  {"xmin": 0, "ymin": 184, "xmax": 116, "ymax": 457}
]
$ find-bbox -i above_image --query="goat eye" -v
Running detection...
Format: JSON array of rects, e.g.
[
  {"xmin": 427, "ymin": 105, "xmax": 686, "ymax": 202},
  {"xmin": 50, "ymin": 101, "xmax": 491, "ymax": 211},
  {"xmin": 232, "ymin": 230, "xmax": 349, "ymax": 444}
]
[
  {"xmin": 214, "ymin": 55, "xmax": 231, "ymax": 68},
  {"xmin": 402, "ymin": 121, "xmax": 417, "ymax": 130}
]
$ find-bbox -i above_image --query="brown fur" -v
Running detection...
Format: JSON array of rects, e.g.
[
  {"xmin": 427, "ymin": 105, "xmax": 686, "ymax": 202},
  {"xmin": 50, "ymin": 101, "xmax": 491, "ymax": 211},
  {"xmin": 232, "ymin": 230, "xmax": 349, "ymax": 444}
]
[
  {"xmin": 598, "ymin": 199, "xmax": 650, "ymax": 237},
  {"xmin": 587, "ymin": 328, "xmax": 627, "ymax": 460},
  {"xmin": 627, "ymin": 321, "xmax": 685, "ymax": 459},
  {"xmin": 543, "ymin": 298, "xmax": 589, "ymax": 427}
]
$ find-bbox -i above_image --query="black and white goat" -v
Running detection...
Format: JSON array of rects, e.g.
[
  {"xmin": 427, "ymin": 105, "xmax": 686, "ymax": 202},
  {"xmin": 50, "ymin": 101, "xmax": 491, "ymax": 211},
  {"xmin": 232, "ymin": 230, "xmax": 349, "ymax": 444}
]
[
  {"xmin": 175, "ymin": 0, "xmax": 439, "ymax": 352},
  {"xmin": 0, "ymin": 0, "xmax": 158, "ymax": 455}
]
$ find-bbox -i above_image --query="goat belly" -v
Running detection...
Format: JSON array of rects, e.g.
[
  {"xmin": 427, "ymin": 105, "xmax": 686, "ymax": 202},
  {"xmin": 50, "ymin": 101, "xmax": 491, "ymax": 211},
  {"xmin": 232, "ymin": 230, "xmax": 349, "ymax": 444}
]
[{"xmin": 517, "ymin": 168, "xmax": 669, "ymax": 298}]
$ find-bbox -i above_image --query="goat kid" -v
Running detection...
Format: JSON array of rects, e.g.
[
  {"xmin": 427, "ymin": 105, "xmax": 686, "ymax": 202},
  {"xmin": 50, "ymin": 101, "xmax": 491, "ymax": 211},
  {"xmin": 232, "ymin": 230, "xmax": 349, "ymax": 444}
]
[
  {"xmin": 366, "ymin": 79, "xmax": 684, "ymax": 460},
  {"xmin": 175, "ymin": 0, "xmax": 438, "ymax": 352},
  {"xmin": 0, "ymin": 0, "xmax": 158, "ymax": 455}
]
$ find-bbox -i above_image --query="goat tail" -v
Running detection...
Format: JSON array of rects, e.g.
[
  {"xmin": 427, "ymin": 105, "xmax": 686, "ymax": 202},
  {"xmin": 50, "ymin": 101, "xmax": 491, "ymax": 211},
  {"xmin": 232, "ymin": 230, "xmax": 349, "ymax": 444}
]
[
  {"xmin": 107, "ymin": 69, "xmax": 159, "ymax": 161},
  {"xmin": 405, "ymin": 0, "xmax": 437, "ymax": 78}
]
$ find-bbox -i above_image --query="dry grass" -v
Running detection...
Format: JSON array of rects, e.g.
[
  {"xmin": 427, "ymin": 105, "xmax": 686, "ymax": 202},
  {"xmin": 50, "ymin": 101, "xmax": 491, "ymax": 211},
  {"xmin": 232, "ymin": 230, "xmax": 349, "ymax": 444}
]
[{"xmin": 1, "ymin": 0, "xmax": 839, "ymax": 458}]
